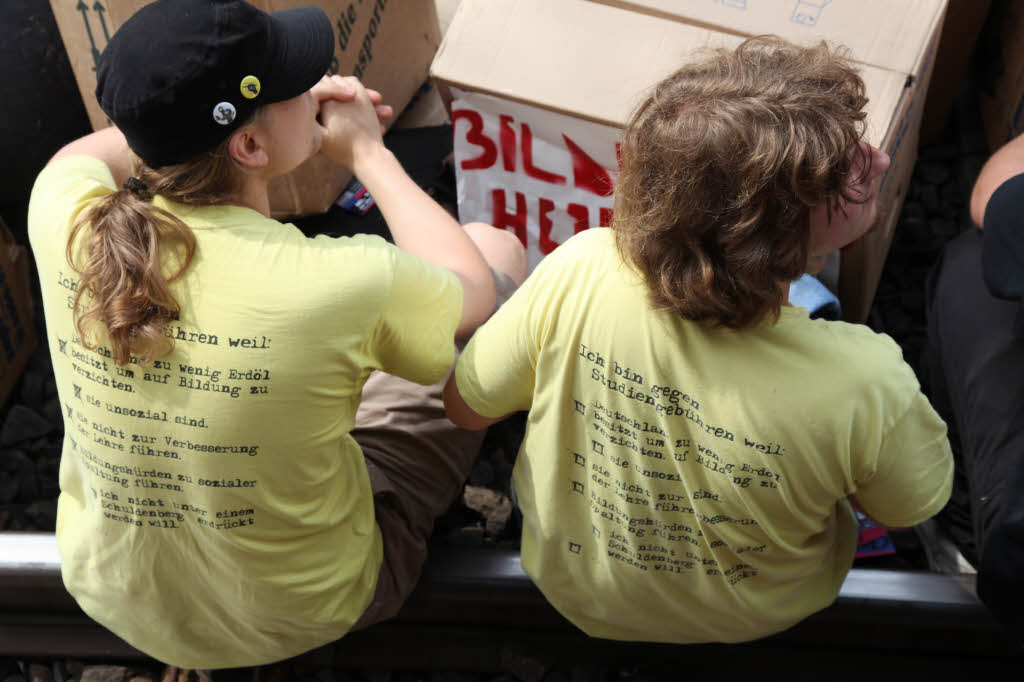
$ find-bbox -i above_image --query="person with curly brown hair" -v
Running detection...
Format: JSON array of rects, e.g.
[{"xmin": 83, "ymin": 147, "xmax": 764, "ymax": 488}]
[{"xmin": 444, "ymin": 36, "xmax": 953, "ymax": 644}]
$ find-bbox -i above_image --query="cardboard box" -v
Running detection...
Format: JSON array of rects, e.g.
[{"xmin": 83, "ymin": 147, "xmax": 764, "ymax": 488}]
[
  {"xmin": 393, "ymin": 0, "xmax": 462, "ymax": 129},
  {"xmin": 48, "ymin": 0, "xmax": 441, "ymax": 219},
  {"xmin": 432, "ymin": 0, "xmax": 946, "ymax": 322},
  {"xmin": 393, "ymin": 81, "xmax": 451, "ymax": 130},
  {"xmin": 588, "ymin": 0, "xmax": 943, "ymax": 79},
  {"xmin": 920, "ymin": 0, "xmax": 991, "ymax": 142},
  {"xmin": 978, "ymin": 0, "xmax": 1024, "ymax": 152},
  {"xmin": 593, "ymin": 0, "xmax": 972, "ymax": 143},
  {"xmin": 0, "ymin": 218, "xmax": 37, "ymax": 409}
]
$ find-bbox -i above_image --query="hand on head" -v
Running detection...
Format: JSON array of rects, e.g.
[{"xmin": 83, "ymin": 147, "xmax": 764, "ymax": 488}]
[{"xmin": 314, "ymin": 75, "xmax": 394, "ymax": 170}]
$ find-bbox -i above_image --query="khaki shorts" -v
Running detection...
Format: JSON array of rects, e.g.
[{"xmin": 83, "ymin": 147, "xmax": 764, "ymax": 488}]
[{"xmin": 349, "ymin": 268, "xmax": 518, "ymax": 630}]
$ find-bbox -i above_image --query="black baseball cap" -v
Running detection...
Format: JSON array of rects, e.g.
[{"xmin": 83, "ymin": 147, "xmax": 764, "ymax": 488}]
[{"xmin": 96, "ymin": 0, "xmax": 334, "ymax": 168}]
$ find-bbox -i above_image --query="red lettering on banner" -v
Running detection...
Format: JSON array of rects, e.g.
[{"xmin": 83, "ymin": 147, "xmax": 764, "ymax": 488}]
[
  {"xmin": 563, "ymin": 135, "xmax": 614, "ymax": 197},
  {"xmin": 521, "ymin": 124, "xmax": 566, "ymax": 185},
  {"xmin": 454, "ymin": 106, "xmax": 619, "ymax": 254},
  {"xmin": 454, "ymin": 111, "xmax": 617, "ymax": 194},
  {"xmin": 567, "ymin": 203, "xmax": 589, "ymax": 236},
  {"xmin": 538, "ymin": 199, "xmax": 559, "ymax": 255},
  {"xmin": 500, "ymin": 115, "xmax": 516, "ymax": 172},
  {"xmin": 453, "ymin": 110, "xmax": 497, "ymax": 170},
  {"xmin": 488, "ymin": 194, "xmax": 612, "ymax": 254},
  {"xmin": 541, "ymin": 202, "xmax": 612, "ymax": 254},
  {"xmin": 491, "ymin": 189, "xmax": 528, "ymax": 246}
]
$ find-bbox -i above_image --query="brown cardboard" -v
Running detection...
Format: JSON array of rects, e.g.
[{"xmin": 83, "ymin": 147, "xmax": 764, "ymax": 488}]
[
  {"xmin": 0, "ymin": 218, "xmax": 38, "ymax": 409},
  {"xmin": 48, "ymin": 0, "xmax": 441, "ymax": 219},
  {"xmin": 393, "ymin": 0, "xmax": 462, "ymax": 129},
  {"xmin": 436, "ymin": 0, "xmax": 905, "ymax": 136},
  {"xmin": 587, "ymin": 0, "xmax": 945, "ymax": 80},
  {"xmin": 435, "ymin": 0, "xmax": 462, "ymax": 34},
  {"xmin": 392, "ymin": 81, "xmax": 451, "ymax": 130},
  {"xmin": 432, "ymin": 0, "xmax": 939, "ymax": 322},
  {"xmin": 920, "ymin": 0, "xmax": 992, "ymax": 142},
  {"xmin": 978, "ymin": 1, "xmax": 1024, "ymax": 152},
  {"xmin": 839, "ymin": 12, "xmax": 944, "ymax": 322}
]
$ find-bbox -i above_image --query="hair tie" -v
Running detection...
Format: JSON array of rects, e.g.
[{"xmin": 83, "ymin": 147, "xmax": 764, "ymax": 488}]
[{"xmin": 122, "ymin": 176, "xmax": 153, "ymax": 201}]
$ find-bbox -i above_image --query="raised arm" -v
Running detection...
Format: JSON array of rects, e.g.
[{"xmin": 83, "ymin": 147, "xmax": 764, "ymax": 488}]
[
  {"xmin": 48, "ymin": 126, "xmax": 135, "ymax": 187},
  {"xmin": 317, "ymin": 76, "xmax": 496, "ymax": 339},
  {"xmin": 971, "ymin": 132, "xmax": 1024, "ymax": 228}
]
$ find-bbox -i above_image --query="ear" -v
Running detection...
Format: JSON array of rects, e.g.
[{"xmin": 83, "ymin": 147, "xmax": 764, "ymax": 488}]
[{"xmin": 228, "ymin": 127, "xmax": 269, "ymax": 170}]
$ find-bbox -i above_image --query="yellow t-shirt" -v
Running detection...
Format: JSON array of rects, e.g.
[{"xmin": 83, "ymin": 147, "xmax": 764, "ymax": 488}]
[
  {"xmin": 455, "ymin": 227, "xmax": 953, "ymax": 643},
  {"xmin": 28, "ymin": 157, "xmax": 462, "ymax": 667}
]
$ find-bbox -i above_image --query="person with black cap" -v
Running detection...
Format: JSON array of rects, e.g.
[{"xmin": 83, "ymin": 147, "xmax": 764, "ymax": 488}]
[
  {"xmin": 27, "ymin": 0, "xmax": 526, "ymax": 669},
  {"xmin": 926, "ymin": 130, "xmax": 1024, "ymax": 644}
]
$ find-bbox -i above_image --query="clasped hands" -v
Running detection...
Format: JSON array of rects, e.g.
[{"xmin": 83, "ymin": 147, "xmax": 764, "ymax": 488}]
[{"xmin": 313, "ymin": 74, "xmax": 394, "ymax": 170}]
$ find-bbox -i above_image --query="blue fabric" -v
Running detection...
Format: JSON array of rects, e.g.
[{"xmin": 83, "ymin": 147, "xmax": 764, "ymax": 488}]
[
  {"xmin": 788, "ymin": 273, "xmax": 841, "ymax": 320},
  {"xmin": 790, "ymin": 272, "xmax": 839, "ymax": 319}
]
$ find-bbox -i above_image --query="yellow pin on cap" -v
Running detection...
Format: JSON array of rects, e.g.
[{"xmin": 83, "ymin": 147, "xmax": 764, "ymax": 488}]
[{"xmin": 240, "ymin": 75, "xmax": 261, "ymax": 99}]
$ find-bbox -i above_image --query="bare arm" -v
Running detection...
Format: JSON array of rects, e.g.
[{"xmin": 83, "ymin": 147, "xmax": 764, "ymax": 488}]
[
  {"xmin": 48, "ymin": 126, "xmax": 135, "ymax": 187},
  {"xmin": 353, "ymin": 146, "xmax": 496, "ymax": 338},
  {"xmin": 442, "ymin": 371, "xmax": 507, "ymax": 431},
  {"xmin": 970, "ymin": 133, "xmax": 1024, "ymax": 228},
  {"xmin": 317, "ymin": 76, "xmax": 496, "ymax": 339}
]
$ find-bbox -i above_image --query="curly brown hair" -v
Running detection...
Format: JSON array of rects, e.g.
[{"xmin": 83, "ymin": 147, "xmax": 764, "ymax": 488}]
[
  {"xmin": 613, "ymin": 35, "xmax": 870, "ymax": 329},
  {"xmin": 67, "ymin": 135, "xmax": 245, "ymax": 366}
]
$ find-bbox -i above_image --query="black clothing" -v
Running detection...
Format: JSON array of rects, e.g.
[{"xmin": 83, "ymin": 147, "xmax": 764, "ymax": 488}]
[
  {"xmin": 926, "ymin": 174, "xmax": 1024, "ymax": 642},
  {"xmin": 983, "ymin": 173, "xmax": 1024, "ymax": 302}
]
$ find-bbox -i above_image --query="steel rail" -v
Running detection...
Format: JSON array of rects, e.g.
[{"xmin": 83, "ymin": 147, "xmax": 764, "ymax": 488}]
[{"xmin": 1, "ymin": 532, "xmax": 1019, "ymax": 668}]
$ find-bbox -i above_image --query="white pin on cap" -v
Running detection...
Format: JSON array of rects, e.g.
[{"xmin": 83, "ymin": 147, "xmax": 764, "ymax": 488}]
[{"xmin": 212, "ymin": 102, "xmax": 237, "ymax": 125}]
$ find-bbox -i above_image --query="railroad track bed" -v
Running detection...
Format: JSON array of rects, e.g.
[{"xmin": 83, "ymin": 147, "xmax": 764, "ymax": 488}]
[{"xmin": 1, "ymin": 533, "xmax": 1022, "ymax": 678}]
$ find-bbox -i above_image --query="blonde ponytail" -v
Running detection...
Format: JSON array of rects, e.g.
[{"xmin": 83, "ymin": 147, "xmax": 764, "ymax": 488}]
[{"xmin": 67, "ymin": 138, "xmax": 242, "ymax": 366}]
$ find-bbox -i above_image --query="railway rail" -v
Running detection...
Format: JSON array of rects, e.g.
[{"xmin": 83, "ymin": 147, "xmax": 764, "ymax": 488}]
[{"xmin": 2, "ymin": 532, "xmax": 1021, "ymax": 676}]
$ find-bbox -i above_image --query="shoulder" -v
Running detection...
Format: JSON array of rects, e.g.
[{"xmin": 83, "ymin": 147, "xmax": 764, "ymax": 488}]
[
  {"xmin": 32, "ymin": 155, "xmax": 115, "ymax": 199},
  {"xmin": 30, "ymin": 156, "xmax": 116, "ymax": 216},
  {"xmin": 298, "ymin": 233, "xmax": 458, "ymax": 307},
  {"xmin": 984, "ymin": 172, "xmax": 1024, "ymax": 227},
  {"xmin": 193, "ymin": 222, "xmax": 407, "ymax": 309},
  {"xmin": 785, "ymin": 319, "xmax": 938, "ymax": 447},
  {"xmin": 261, "ymin": 228, "xmax": 395, "ymax": 266},
  {"xmin": 558, "ymin": 226, "xmax": 616, "ymax": 257},
  {"xmin": 29, "ymin": 156, "xmax": 117, "ymax": 251},
  {"xmin": 279, "ymin": 231, "xmax": 408, "ymax": 291},
  {"xmin": 783, "ymin": 314, "xmax": 920, "ymax": 396},
  {"xmin": 299, "ymin": 231, "xmax": 398, "ymax": 261},
  {"xmin": 507, "ymin": 228, "xmax": 623, "ymax": 309},
  {"xmin": 806, "ymin": 317, "xmax": 908, "ymax": 368},
  {"xmin": 815, "ymin": 317, "xmax": 904, "ymax": 354},
  {"xmin": 316, "ymin": 233, "xmax": 454, "ymax": 287},
  {"xmin": 492, "ymin": 228, "xmax": 633, "ymax": 339},
  {"xmin": 981, "ymin": 173, "xmax": 1024, "ymax": 300},
  {"xmin": 529, "ymin": 228, "xmax": 621, "ymax": 285}
]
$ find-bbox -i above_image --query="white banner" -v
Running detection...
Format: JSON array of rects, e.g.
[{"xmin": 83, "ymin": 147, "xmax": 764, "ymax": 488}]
[{"xmin": 452, "ymin": 90, "xmax": 623, "ymax": 270}]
